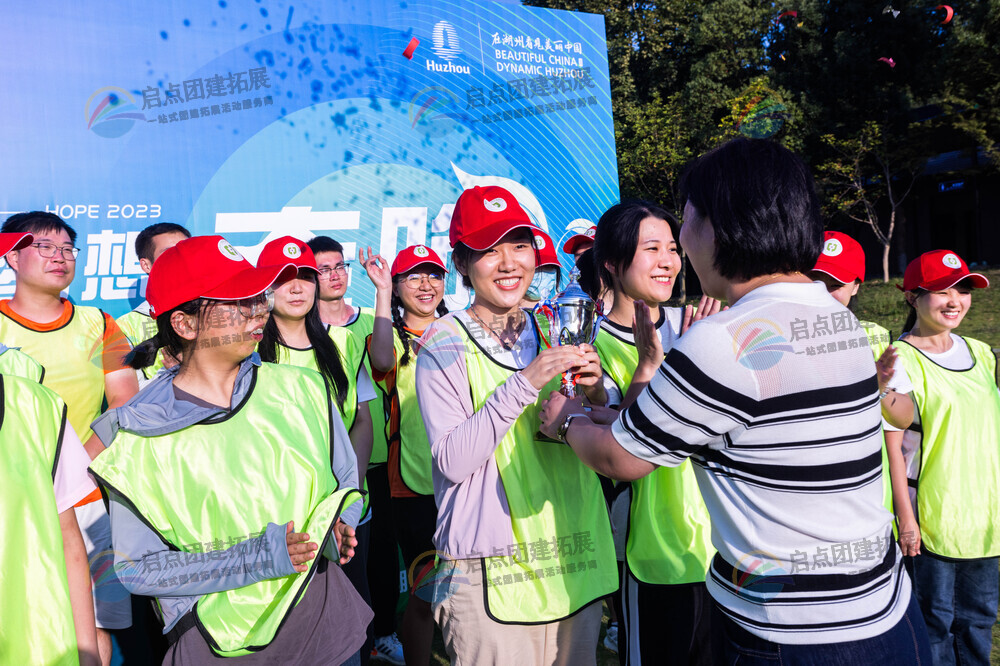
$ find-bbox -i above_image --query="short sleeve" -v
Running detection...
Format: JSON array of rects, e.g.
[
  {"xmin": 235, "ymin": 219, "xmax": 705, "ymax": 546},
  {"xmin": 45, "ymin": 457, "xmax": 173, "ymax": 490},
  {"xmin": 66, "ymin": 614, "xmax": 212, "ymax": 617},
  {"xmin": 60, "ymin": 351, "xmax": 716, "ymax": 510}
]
[
  {"xmin": 101, "ymin": 313, "xmax": 132, "ymax": 374},
  {"xmin": 53, "ymin": 424, "xmax": 98, "ymax": 512}
]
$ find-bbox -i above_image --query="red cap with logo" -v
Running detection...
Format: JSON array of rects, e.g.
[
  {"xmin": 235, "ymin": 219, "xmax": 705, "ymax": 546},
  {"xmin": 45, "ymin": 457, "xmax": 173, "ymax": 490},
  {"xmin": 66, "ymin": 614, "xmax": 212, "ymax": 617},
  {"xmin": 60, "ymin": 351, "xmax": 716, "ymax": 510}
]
[
  {"xmin": 146, "ymin": 235, "xmax": 297, "ymax": 317},
  {"xmin": 562, "ymin": 226, "xmax": 596, "ymax": 255},
  {"xmin": 532, "ymin": 229, "xmax": 560, "ymax": 268},
  {"xmin": 0, "ymin": 232, "xmax": 33, "ymax": 257},
  {"xmin": 390, "ymin": 244, "xmax": 447, "ymax": 276},
  {"xmin": 902, "ymin": 249, "xmax": 989, "ymax": 292},
  {"xmin": 812, "ymin": 231, "xmax": 866, "ymax": 284},
  {"xmin": 258, "ymin": 236, "xmax": 317, "ymax": 272},
  {"xmin": 449, "ymin": 185, "xmax": 535, "ymax": 250}
]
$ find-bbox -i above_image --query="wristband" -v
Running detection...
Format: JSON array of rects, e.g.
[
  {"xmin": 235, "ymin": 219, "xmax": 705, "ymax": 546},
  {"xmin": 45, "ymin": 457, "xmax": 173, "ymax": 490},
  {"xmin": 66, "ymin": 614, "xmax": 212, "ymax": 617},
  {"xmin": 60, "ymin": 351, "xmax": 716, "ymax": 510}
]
[
  {"xmin": 879, "ymin": 388, "xmax": 892, "ymax": 400},
  {"xmin": 557, "ymin": 413, "xmax": 586, "ymax": 443}
]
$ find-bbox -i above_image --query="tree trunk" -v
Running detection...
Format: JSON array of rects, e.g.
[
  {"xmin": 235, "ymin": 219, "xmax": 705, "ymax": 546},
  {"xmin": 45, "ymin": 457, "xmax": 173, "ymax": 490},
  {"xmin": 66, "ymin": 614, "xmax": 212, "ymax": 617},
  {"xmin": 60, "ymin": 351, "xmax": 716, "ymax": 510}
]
[{"xmin": 882, "ymin": 241, "xmax": 891, "ymax": 284}]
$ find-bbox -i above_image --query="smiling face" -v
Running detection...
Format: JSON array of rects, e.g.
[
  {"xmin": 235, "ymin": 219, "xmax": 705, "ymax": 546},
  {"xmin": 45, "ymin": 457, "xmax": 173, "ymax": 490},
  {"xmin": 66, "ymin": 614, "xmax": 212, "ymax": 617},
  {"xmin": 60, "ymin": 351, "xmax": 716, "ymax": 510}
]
[
  {"xmin": 611, "ymin": 216, "xmax": 681, "ymax": 305},
  {"xmin": 273, "ymin": 269, "xmax": 317, "ymax": 321},
  {"xmin": 395, "ymin": 263, "xmax": 445, "ymax": 319},
  {"xmin": 6, "ymin": 228, "xmax": 76, "ymax": 294},
  {"xmin": 909, "ymin": 285, "xmax": 972, "ymax": 334},
  {"xmin": 460, "ymin": 229, "xmax": 535, "ymax": 312}
]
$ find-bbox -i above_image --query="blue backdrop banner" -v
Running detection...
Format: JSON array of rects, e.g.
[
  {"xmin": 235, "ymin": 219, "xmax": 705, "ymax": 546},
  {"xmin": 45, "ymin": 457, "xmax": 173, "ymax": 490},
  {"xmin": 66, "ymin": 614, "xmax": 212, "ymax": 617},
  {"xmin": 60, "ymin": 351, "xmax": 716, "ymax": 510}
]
[{"xmin": 0, "ymin": 0, "xmax": 618, "ymax": 314}]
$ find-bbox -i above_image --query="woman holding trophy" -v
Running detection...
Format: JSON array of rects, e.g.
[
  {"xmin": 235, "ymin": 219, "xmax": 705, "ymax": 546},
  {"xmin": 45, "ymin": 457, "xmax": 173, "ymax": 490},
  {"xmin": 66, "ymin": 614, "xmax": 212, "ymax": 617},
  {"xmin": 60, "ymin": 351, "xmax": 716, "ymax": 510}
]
[
  {"xmin": 591, "ymin": 200, "xmax": 718, "ymax": 665},
  {"xmin": 414, "ymin": 185, "xmax": 617, "ymax": 665}
]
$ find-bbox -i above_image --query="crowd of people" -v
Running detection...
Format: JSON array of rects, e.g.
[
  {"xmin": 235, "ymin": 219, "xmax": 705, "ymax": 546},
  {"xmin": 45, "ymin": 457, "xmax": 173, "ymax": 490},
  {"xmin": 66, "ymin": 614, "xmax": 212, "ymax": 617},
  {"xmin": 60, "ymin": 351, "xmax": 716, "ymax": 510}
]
[{"xmin": 1, "ymin": 137, "xmax": 998, "ymax": 666}]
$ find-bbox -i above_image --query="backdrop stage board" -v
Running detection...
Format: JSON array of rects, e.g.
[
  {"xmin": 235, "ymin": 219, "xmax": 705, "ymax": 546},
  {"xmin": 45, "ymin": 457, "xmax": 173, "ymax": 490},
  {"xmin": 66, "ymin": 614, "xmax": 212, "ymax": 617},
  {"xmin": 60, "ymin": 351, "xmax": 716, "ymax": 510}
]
[{"xmin": 0, "ymin": 1, "xmax": 618, "ymax": 314}]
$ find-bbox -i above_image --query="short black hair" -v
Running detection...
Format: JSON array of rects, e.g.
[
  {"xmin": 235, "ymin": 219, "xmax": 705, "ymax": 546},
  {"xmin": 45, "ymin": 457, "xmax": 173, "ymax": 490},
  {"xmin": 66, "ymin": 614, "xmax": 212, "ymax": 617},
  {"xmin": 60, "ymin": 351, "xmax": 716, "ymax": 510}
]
[
  {"xmin": 594, "ymin": 200, "xmax": 678, "ymax": 290},
  {"xmin": 135, "ymin": 223, "xmax": 191, "ymax": 261},
  {"xmin": 2, "ymin": 211, "xmax": 77, "ymax": 244},
  {"xmin": 680, "ymin": 138, "xmax": 823, "ymax": 281},
  {"xmin": 307, "ymin": 236, "xmax": 345, "ymax": 256}
]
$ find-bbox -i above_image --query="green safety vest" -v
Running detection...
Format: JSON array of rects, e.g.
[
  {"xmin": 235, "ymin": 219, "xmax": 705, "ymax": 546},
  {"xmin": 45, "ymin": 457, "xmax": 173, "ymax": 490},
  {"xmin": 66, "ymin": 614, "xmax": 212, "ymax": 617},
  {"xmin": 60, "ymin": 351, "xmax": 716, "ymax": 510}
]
[
  {"xmin": 593, "ymin": 325, "xmax": 715, "ymax": 585},
  {"xmin": 458, "ymin": 320, "xmax": 617, "ymax": 623},
  {"xmin": 0, "ymin": 346, "xmax": 44, "ymax": 382},
  {"xmin": 89, "ymin": 363, "xmax": 362, "ymax": 657},
  {"xmin": 0, "ymin": 375, "xmax": 78, "ymax": 664},
  {"xmin": 388, "ymin": 328, "xmax": 433, "ymax": 495},
  {"xmin": 344, "ymin": 307, "xmax": 389, "ymax": 465},
  {"xmin": 895, "ymin": 336, "xmax": 1000, "ymax": 559},
  {"xmin": 861, "ymin": 320, "xmax": 895, "ymax": 515},
  {"xmin": 117, "ymin": 308, "xmax": 166, "ymax": 379},
  {"xmin": 0, "ymin": 304, "xmax": 107, "ymax": 442}
]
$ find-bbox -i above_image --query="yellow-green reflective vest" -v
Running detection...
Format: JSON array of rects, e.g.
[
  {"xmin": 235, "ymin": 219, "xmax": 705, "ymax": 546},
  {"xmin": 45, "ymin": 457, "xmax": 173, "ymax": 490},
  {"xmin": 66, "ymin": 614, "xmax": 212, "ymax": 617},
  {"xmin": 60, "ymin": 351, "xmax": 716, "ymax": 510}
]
[
  {"xmin": 117, "ymin": 308, "xmax": 165, "ymax": 379},
  {"xmin": 390, "ymin": 328, "xmax": 433, "ymax": 495},
  {"xmin": 0, "ymin": 304, "xmax": 106, "ymax": 442},
  {"xmin": 0, "ymin": 375, "xmax": 78, "ymax": 664},
  {"xmin": 458, "ymin": 320, "xmax": 617, "ymax": 623},
  {"xmin": 594, "ymin": 326, "xmax": 715, "ymax": 585},
  {"xmin": 89, "ymin": 363, "xmax": 362, "ymax": 657},
  {"xmin": 861, "ymin": 321, "xmax": 894, "ymax": 515},
  {"xmin": 895, "ymin": 336, "xmax": 1000, "ymax": 559},
  {"xmin": 0, "ymin": 346, "xmax": 44, "ymax": 382},
  {"xmin": 345, "ymin": 307, "xmax": 389, "ymax": 465}
]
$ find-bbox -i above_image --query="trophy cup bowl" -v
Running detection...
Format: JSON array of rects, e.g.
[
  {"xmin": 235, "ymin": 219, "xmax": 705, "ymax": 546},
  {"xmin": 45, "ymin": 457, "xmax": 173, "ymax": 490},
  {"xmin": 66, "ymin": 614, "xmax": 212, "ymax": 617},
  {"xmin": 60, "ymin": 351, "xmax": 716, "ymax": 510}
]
[{"xmin": 550, "ymin": 268, "xmax": 597, "ymax": 397}]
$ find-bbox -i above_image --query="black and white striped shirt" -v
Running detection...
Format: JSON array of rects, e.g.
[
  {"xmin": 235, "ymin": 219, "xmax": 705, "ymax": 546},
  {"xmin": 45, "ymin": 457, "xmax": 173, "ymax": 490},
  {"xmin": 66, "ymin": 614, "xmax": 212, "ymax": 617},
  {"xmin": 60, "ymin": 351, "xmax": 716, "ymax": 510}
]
[{"xmin": 611, "ymin": 282, "xmax": 910, "ymax": 645}]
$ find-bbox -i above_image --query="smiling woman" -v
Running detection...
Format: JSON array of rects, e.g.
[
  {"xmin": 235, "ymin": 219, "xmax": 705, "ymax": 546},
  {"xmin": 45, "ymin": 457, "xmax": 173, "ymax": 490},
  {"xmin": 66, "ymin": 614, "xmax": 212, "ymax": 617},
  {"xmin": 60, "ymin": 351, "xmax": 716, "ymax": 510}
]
[{"xmin": 414, "ymin": 185, "xmax": 617, "ymax": 665}]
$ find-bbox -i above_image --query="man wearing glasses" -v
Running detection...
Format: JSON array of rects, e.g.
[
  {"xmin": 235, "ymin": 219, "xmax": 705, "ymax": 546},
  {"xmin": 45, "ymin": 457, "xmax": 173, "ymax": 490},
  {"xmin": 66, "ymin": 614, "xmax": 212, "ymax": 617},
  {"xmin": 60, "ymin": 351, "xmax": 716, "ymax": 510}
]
[{"xmin": 0, "ymin": 211, "xmax": 139, "ymax": 666}]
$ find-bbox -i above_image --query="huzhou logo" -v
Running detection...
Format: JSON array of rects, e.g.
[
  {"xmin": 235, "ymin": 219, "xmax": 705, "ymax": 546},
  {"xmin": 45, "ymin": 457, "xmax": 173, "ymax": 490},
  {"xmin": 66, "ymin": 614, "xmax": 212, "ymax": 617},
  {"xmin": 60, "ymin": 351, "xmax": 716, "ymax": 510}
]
[
  {"xmin": 484, "ymin": 197, "xmax": 508, "ymax": 212},
  {"xmin": 218, "ymin": 240, "xmax": 243, "ymax": 261},
  {"xmin": 941, "ymin": 253, "xmax": 961, "ymax": 269},
  {"xmin": 823, "ymin": 239, "xmax": 843, "ymax": 257},
  {"xmin": 427, "ymin": 21, "xmax": 470, "ymax": 75}
]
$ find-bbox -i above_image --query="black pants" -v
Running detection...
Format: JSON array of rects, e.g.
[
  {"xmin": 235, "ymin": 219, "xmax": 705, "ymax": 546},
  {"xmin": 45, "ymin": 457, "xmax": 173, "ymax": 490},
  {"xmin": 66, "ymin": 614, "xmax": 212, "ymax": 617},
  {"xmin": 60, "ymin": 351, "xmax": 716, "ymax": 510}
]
[
  {"xmin": 366, "ymin": 464, "xmax": 400, "ymax": 637},
  {"xmin": 343, "ymin": 519, "xmax": 373, "ymax": 666}
]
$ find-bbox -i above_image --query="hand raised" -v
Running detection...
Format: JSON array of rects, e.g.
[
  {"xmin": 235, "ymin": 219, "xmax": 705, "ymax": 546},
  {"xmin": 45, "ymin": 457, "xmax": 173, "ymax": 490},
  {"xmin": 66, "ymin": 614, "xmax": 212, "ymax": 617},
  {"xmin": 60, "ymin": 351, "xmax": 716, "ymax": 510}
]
[{"xmin": 358, "ymin": 246, "xmax": 392, "ymax": 293}]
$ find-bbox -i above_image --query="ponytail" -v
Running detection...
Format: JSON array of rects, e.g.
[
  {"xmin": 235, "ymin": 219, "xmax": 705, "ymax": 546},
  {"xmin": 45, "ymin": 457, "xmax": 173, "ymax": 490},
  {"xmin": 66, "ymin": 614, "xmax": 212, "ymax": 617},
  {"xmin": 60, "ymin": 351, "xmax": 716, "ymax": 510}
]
[
  {"xmin": 127, "ymin": 300, "xmax": 201, "ymax": 369},
  {"xmin": 126, "ymin": 334, "xmax": 163, "ymax": 369},
  {"xmin": 390, "ymin": 282, "xmax": 449, "ymax": 367}
]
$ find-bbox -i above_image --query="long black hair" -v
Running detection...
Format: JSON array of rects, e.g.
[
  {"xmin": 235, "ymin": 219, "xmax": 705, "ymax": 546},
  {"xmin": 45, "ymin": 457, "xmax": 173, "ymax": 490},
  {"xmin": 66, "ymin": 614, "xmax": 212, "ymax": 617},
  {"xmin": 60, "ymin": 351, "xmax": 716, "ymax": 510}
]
[
  {"xmin": 390, "ymin": 284, "xmax": 449, "ymax": 366},
  {"xmin": 594, "ymin": 200, "xmax": 678, "ymax": 292},
  {"xmin": 257, "ymin": 272, "xmax": 349, "ymax": 408}
]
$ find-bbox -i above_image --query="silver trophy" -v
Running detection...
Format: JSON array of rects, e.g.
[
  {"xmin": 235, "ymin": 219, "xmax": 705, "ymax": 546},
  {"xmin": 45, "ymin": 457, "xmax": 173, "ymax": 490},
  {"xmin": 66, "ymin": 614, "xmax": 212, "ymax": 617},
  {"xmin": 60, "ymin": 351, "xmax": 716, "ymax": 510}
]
[{"xmin": 534, "ymin": 267, "xmax": 598, "ymax": 397}]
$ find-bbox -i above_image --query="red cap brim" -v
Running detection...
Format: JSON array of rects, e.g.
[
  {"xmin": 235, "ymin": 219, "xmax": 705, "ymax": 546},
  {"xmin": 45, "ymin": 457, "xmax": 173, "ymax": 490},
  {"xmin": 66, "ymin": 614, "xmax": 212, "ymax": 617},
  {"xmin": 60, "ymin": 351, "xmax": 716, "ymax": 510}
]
[
  {"xmin": 920, "ymin": 272, "xmax": 990, "ymax": 291},
  {"xmin": 811, "ymin": 266, "xmax": 855, "ymax": 285},
  {"xmin": 0, "ymin": 232, "xmax": 33, "ymax": 256},
  {"xmin": 562, "ymin": 235, "xmax": 595, "ymax": 255},
  {"xmin": 392, "ymin": 257, "xmax": 448, "ymax": 277},
  {"xmin": 458, "ymin": 221, "xmax": 536, "ymax": 251},
  {"xmin": 203, "ymin": 263, "xmax": 298, "ymax": 301}
]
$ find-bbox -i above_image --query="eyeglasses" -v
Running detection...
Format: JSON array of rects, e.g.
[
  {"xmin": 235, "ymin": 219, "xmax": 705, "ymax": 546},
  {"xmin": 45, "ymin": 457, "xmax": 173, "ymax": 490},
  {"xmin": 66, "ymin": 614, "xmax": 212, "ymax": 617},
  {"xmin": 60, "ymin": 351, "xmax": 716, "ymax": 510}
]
[
  {"xmin": 317, "ymin": 262, "xmax": 351, "ymax": 277},
  {"xmin": 400, "ymin": 272, "xmax": 444, "ymax": 288},
  {"xmin": 31, "ymin": 242, "xmax": 80, "ymax": 260},
  {"xmin": 235, "ymin": 289, "xmax": 274, "ymax": 319}
]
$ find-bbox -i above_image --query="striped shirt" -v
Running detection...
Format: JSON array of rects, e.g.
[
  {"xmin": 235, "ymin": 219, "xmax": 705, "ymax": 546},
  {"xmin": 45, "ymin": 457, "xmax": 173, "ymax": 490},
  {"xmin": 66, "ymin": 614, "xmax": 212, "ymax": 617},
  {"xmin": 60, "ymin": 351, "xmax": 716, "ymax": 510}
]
[{"xmin": 611, "ymin": 282, "xmax": 910, "ymax": 645}]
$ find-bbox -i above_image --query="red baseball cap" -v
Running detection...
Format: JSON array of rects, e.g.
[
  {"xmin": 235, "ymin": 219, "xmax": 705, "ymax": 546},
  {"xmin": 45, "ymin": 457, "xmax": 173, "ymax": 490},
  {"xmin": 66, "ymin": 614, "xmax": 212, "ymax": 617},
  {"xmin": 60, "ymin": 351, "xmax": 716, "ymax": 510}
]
[
  {"xmin": 902, "ymin": 249, "xmax": 989, "ymax": 292},
  {"xmin": 449, "ymin": 185, "xmax": 535, "ymax": 250},
  {"xmin": 0, "ymin": 232, "xmax": 33, "ymax": 256},
  {"xmin": 258, "ymin": 236, "xmax": 317, "ymax": 272},
  {"xmin": 532, "ymin": 229, "xmax": 560, "ymax": 268},
  {"xmin": 813, "ymin": 231, "xmax": 866, "ymax": 283},
  {"xmin": 146, "ymin": 235, "xmax": 297, "ymax": 317},
  {"xmin": 390, "ymin": 244, "xmax": 447, "ymax": 276},
  {"xmin": 562, "ymin": 226, "xmax": 596, "ymax": 255}
]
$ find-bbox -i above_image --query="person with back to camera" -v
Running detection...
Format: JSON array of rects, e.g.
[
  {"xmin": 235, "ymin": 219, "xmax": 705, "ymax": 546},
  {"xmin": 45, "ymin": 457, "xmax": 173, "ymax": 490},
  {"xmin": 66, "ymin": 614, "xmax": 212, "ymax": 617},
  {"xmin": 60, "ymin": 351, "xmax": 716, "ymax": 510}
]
[
  {"xmin": 416, "ymin": 185, "xmax": 618, "ymax": 665},
  {"xmin": 87, "ymin": 235, "xmax": 371, "ymax": 665},
  {"xmin": 891, "ymin": 249, "xmax": 999, "ymax": 666},
  {"xmin": 539, "ymin": 138, "xmax": 932, "ymax": 664},
  {"xmin": 591, "ymin": 200, "xmax": 720, "ymax": 666}
]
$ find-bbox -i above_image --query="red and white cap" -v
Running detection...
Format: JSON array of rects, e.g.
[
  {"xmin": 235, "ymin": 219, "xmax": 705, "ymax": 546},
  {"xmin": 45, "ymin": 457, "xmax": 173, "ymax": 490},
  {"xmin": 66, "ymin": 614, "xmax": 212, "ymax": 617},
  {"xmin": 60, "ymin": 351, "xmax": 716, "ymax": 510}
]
[
  {"xmin": 902, "ymin": 249, "xmax": 989, "ymax": 292},
  {"xmin": 258, "ymin": 236, "xmax": 317, "ymax": 272},
  {"xmin": 812, "ymin": 231, "xmax": 866, "ymax": 283},
  {"xmin": 146, "ymin": 235, "xmax": 297, "ymax": 317},
  {"xmin": 449, "ymin": 185, "xmax": 535, "ymax": 250},
  {"xmin": 0, "ymin": 232, "xmax": 33, "ymax": 256},
  {"xmin": 390, "ymin": 244, "xmax": 447, "ymax": 276},
  {"xmin": 562, "ymin": 226, "xmax": 596, "ymax": 255},
  {"xmin": 532, "ymin": 229, "xmax": 560, "ymax": 268}
]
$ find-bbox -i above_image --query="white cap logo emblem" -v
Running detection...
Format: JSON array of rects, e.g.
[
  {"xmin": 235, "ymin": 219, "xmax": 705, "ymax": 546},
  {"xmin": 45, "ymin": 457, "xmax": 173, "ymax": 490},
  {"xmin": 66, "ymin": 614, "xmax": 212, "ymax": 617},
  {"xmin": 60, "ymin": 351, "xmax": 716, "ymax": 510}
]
[
  {"xmin": 413, "ymin": 245, "xmax": 429, "ymax": 257},
  {"xmin": 218, "ymin": 239, "xmax": 243, "ymax": 261},
  {"xmin": 484, "ymin": 197, "xmax": 507, "ymax": 212},
  {"xmin": 585, "ymin": 228, "xmax": 596, "ymax": 238},
  {"xmin": 822, "ymin": 239, "xmax": 843, "ymax": 257},
  {"xmin": 283, "ymin": 243, "xmax": 301, "ymax": 259},
  {"xmin": 941, "ymin": 253, "xmax": 961, "ymax": 269}
]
